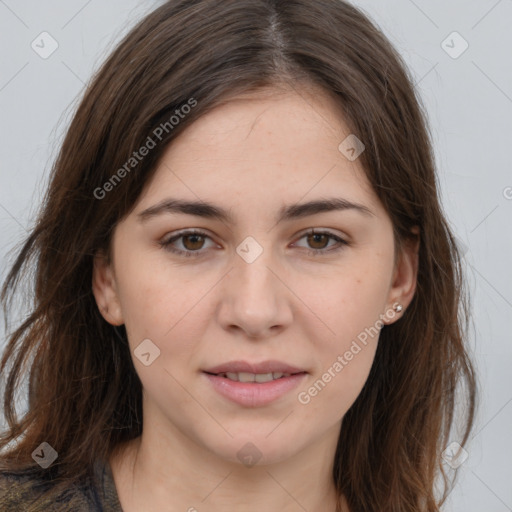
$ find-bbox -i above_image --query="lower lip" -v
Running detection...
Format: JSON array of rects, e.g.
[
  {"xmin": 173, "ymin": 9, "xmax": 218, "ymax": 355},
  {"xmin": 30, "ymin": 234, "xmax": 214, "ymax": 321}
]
[{"xmin": 203, "ymin": 372, "xmax": 307, "ymax": 407}]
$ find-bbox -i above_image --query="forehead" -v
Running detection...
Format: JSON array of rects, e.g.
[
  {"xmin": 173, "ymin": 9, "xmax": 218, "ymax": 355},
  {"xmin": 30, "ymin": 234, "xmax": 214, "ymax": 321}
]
[
  {"xmin": 136, "ymin": 85, "xmax": 380, "ymax": 217},
  {"xmin": 172, "ymin": 84, "xmax": 349, "ymax": 157}
]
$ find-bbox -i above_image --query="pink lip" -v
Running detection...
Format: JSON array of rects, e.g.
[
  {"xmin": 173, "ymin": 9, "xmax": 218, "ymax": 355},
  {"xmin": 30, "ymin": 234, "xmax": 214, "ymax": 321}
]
[
  {"xmin": 203, "ymin": 372, "xmax": 307, "ymax": 407},
  {"xmin": 204, "ymin": 359, "xmax": 306, "ymax": 375}
]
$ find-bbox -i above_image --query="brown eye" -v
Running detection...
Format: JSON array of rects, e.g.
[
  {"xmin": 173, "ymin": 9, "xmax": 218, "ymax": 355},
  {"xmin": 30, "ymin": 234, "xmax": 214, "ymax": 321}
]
[
  {"xmin": 181, "ymin": 233, "xmax": 206, "ymax": 251},
  {"xmin": 160, "ymin": 230, "xmax": 215, "ymax": 257},
  {"xmin": 306, "ymin": 232, "xmax": 330, "ymax": 250},
  {"xmin": 294, "ymin": 230, "xmax": 348, "ymax": 255}
]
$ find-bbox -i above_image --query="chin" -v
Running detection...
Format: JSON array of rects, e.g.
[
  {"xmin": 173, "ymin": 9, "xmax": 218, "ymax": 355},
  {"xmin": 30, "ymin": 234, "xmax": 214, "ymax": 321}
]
[{"xmin": 204, "ymin": 432, "xmax": 307, "ymax": 468}]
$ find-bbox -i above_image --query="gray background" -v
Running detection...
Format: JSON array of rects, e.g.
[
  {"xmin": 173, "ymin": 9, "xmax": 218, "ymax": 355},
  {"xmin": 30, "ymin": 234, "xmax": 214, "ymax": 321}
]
[{"xmin": 0, "ymin": 1, "xmax": 511, "ymax": 510}]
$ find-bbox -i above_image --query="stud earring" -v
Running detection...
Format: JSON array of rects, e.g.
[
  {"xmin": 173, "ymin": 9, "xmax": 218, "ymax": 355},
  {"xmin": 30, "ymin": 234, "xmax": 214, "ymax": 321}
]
[{"xmin": 394, "ymin": 303, "xmax": 403, "ymax": 313}]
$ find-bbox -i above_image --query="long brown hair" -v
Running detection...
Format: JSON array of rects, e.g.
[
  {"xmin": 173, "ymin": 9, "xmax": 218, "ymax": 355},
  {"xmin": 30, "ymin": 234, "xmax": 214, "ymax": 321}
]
[{"xmin": 0, "ymin": 0, "xmax": 476, "ymax": 510}]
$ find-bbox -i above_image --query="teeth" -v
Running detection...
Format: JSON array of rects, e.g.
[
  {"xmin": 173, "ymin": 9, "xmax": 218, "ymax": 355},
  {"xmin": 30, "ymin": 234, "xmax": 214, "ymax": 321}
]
[
  {"xmin": 238, "ymin": 372, "xmax": 257, "ymax": 383},
  {"xmin": 254, "ymin": 372, "xmax": 274, "ymax": 383},
  {"xmin": 220, "ymin": 372, "xmax": 291, "ymax": 382}
]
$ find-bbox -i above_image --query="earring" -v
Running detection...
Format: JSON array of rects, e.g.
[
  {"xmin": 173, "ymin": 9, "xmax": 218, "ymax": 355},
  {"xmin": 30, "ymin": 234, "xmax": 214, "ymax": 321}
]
[{"xmin": 394, "ymin": 303, "xmax": 403, "ymax": 313}]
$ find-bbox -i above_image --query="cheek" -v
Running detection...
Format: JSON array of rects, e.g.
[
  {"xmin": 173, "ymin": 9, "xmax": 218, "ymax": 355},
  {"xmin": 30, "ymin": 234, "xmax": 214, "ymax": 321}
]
[
  {"xmin": 291, "ymin": 262, "xmax": 390, "ymax": 413},
  {"xmin": 297, "ymin": 331, "xmax": 379, "ymax": 414},
  {"xmin": 292, "ymin": 264, "xmax": 391, "ymax": 345},
  {"xmin": 114, "ymin": 247, "xmax": 205, "ymax": 338}
]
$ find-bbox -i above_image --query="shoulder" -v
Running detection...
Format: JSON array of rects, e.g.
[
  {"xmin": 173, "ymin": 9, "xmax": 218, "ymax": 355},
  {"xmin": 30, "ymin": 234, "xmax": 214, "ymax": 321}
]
[
  {"xmin": 0, "ymin": 469, "xmax": 54, "ymax": 509},
  {"xmin": 0, "ymin": 468, "xmax": 94, "ymax": 511},
  {"xmin": 0, "ymin": 458, "xmax": 123, "ymax": 512}
]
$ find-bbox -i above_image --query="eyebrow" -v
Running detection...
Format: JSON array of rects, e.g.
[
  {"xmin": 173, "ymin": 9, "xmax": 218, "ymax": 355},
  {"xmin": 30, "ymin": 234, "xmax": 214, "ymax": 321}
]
[{"xmin": 137, "ymin": 197, "xmax": 375, "ymax": 224}]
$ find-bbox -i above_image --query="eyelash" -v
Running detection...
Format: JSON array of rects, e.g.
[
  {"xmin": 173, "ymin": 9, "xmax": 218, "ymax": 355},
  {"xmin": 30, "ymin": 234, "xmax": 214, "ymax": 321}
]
[{"xmin": 159, "ymin": 229, "xmax": 348, "ymax": 258}]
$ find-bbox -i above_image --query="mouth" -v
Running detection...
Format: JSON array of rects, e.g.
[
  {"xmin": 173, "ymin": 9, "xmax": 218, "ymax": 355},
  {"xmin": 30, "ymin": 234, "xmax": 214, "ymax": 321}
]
[
  {"xmin": 204, "ymin": 371, "xmax": 304, "ymax": 383},
  {"xmin": 203, "ymin": 359, "xmax": 307, "ymax": 376},
  {"xmin": 202, "ymin": 360, "xmax": 308, "ymax": 407}
]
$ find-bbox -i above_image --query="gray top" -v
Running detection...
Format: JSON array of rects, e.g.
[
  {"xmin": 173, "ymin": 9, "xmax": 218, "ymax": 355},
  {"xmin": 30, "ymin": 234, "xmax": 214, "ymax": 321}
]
[{"xmin": 0, "ymin": 458, "xmax": 123, "ymax": 511}]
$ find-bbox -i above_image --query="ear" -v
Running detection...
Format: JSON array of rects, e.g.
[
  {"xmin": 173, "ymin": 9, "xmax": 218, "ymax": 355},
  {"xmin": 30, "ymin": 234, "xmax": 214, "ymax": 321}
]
[
  {"xmin": 92, "ymin": 249, "xmax": 124, "ymax": 326},
  {"xmin": 382, "ymin": 227, "xmax": 420, "ymax": 325}
]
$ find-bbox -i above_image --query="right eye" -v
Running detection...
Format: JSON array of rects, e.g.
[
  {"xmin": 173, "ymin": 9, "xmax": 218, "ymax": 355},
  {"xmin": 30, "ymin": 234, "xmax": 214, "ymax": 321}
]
[{"xmin": 159, "ymin": 230, "xmax": 216, "ymax": 257}]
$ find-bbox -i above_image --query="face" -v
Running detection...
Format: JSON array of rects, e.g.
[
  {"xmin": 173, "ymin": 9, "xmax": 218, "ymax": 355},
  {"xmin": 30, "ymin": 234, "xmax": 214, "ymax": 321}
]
[{"xmin": 93, "ymin": 85, "xmax": 418, "ymax": 467}]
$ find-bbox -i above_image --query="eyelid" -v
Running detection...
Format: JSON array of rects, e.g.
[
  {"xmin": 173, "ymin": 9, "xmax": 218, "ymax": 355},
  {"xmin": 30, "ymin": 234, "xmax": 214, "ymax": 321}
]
[
  {"xmin": 294, "ymin": 227, "xmax": 348, "ymax": 242},
  {"xmin": 291, "ymin": 228, "xmax": 348, "ymax": 252}
]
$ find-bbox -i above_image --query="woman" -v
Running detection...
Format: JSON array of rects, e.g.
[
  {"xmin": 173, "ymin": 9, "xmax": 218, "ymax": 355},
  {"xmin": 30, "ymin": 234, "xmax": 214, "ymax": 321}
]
[{"xmin": 0, "ymin": 0, "xmax": 476, "ymax": 510}]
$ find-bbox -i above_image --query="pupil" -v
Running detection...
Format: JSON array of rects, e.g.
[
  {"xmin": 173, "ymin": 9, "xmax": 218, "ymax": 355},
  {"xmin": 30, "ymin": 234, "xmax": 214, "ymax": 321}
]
[
  {"xmin": 309, "ymin": 233, "xmax": 327, "ymax": 249},
  {"xmin": 184, "ymin": 235, "xmax": 203, "ymax": 250}
]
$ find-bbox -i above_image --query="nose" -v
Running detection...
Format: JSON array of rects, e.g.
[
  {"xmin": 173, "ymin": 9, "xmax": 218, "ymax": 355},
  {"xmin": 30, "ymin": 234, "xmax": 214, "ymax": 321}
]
[{"xmin": 216, "ymin": 246, "xmax": 293, "ymax": 339}]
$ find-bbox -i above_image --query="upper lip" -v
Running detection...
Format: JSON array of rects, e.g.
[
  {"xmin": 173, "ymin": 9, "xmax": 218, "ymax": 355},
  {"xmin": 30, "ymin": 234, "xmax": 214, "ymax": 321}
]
[{"xmin": 203, "ymin": 360, "xmax": 307, "ymax": 375}]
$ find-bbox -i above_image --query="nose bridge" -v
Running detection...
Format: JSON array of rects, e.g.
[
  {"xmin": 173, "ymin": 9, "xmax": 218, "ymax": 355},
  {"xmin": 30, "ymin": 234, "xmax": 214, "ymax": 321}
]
[
  {"xmin": 217, "ymin": 235, "xmax": 292, "ymax": 337},
  {"xmin": 232, "ymin": 237, "xmax": 279, "ymax": 308}
]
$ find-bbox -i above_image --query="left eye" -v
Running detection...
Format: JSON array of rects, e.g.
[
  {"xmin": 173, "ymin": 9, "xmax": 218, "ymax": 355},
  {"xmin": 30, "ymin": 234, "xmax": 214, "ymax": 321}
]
[
  {"xmin": 159, "ymin": 229, "xmax": 347, "ymax": 257},
  {"xmin": 293, "ymin": 230, "xmax": 347, "ymax": 253}
]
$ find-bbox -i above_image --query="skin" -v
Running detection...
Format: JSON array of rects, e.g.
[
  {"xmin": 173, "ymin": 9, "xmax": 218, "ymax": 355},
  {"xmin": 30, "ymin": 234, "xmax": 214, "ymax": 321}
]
[{"xmin": 92, "ymin": 84, "xmax": 419, "ymax": 512}]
